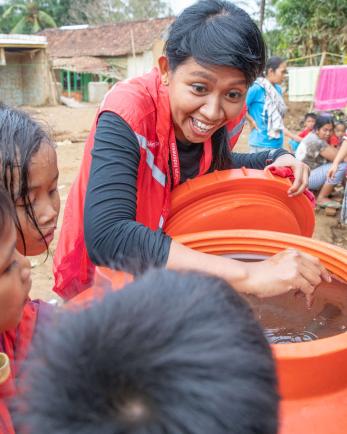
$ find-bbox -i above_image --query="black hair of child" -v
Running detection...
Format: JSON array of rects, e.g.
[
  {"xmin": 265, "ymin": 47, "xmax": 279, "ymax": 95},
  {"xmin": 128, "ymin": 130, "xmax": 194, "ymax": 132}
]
[
  {"xmin": 19, "ymin": 268, "xmax": 279, "ymax": 434},
  {"xmin": 0, "ymin": 185, "xmax": 16, "ymax": 239},
  {"xmin": 0, "ymin": 103, "xmax": 53, "ymax": 254},
  {"xmin": 304, "ymin": 112, "xmax": 317, "ymax": 121}
]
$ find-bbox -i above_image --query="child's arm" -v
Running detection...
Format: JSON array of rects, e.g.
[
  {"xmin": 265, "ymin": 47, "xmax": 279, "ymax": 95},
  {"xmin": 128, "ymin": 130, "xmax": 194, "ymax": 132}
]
[
  {"xmin": 283, "ymin": 127, "xmax": 302, "ymax": 143},
  {"xmin": 327, "ymin": 139, "xmax": 347, "ymax": 180}
]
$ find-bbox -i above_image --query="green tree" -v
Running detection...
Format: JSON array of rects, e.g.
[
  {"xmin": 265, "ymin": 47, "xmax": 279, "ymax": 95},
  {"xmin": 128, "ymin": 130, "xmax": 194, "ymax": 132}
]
[
  {"xmin": 1, "ymin": 0, "xmax": 57, "ymax": 33},
  {"xmin": 125, "ymin": 0, "xmax": 172, "ymax": 20},
  {"xmin": 271, "ymin": 0, "xmax": 347, "ymax": 60}
]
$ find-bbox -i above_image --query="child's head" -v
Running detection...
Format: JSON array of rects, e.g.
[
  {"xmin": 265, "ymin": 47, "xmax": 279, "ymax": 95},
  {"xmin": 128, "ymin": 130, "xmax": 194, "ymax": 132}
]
[
  {"xmin": 0, "ymin": 186, "xmax": 31, "ymax": 333},
  {"xmin": 314, "ymin": 114, "xmax": 334, "ymax": 141},
  {"xmin": 334, "ymin": 121, "xmax": 346, "ymax": 138},
  {"xmin": 303, "ymin": 112, "xmax": 317, "ymax": 130},
  {"xmin": 21, "ymin": 269, "xmax": 279, "ymax": 434},
  {"xmin": 0, "ymin": 104, "xmax": 60, "ymax": 256}
]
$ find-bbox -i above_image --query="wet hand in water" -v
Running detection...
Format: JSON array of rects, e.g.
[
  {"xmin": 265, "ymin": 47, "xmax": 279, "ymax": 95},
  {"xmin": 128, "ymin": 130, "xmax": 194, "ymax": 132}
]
[
  {"xmin": 244, "ymin": 249, "xmax": 331, "ymax": 308},
  {"xmin": 267, "ymin": 154, "xmax": 310, "ymax": 197}
]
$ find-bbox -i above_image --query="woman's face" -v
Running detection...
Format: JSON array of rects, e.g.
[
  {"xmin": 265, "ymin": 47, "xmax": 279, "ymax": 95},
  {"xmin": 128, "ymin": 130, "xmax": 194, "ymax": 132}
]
[
  {"xmin": 316, "ymin": 123, "xmax": 333, "ymax": 141},
  {"xmin": 267, "ymin": 62, "xmax": 287, "ymax": 85},
  {"xmin": 159, "ymin": 57, "xmax": 247, "ymax": 144}
]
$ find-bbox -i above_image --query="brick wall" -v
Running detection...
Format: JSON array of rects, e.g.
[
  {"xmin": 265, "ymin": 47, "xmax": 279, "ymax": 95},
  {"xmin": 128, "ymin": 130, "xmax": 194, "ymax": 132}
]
[{"xmin": 0, "ymin": 49, "xmax": 56, "ymax": 106}]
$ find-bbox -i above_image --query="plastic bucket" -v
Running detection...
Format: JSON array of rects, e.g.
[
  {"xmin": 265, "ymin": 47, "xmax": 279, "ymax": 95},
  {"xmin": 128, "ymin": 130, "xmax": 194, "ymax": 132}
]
[
  {"xmin": 175, "ymin": 229, "xmax": 347, "ymax": 434},
  {"xmin": 165, "ymin": 168, "xmax": 315, "ymax": 237}
]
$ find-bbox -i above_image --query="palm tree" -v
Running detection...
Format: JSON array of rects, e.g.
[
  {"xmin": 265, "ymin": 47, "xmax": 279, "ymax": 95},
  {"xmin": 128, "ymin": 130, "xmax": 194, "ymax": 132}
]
[{"xmin": 2, "ymin": 0, "xmax": 57, "ymax": 34}]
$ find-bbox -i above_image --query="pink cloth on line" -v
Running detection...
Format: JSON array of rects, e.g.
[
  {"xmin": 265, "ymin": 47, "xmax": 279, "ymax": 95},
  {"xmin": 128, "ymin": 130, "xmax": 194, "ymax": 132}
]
[{"xmin": 314, "ymin": 65, "xmax": 347, "ymax": 111}]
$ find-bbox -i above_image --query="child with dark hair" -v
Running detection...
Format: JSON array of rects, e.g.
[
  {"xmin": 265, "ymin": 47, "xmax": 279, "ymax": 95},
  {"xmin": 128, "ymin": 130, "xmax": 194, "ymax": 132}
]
[
  {"xmin": 0, "ymin": 103, "xmax": 60, "ymax": 256},
  {"xmin": 330, "ymin": 121, "xmax": 346, "ymax": 147},
  {"xmin": 20, "ymin": 268, "xmax": 279, "ymax": 434},
  {"xmin": 0, "ymin": 186, "xmax": 53, "ymax": 433},
  {"xmin": 289, "ymin": 112, "xmax": 317, "ymax": 152}
]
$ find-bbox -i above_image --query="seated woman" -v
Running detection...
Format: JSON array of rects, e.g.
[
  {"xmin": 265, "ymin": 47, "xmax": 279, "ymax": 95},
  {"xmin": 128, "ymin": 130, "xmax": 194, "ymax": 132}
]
[{"xmin": 296, "ymin": 115, "xmax": 347, "ymax": 209}]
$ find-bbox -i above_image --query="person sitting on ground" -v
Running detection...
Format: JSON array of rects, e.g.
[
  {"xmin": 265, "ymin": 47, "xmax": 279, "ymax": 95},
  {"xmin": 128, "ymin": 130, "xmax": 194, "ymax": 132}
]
[
  {"xmin": 295, "ymin": 115, "xmax": 347, "ymax": 209},
  {"xmin": 19, "ymin": 268, "xmax": 279, "ymax": 434},
  {"xmin": 330, "ymin": 121, "xmax": 346, "ymax": 147},
  {"xmin": 288, "ymin": 112, "xmax": 317, "ymax": 153}
]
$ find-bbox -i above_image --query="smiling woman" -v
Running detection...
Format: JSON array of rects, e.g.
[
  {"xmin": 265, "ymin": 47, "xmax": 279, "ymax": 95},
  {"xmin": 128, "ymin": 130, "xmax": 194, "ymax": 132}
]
[{"xmin": 54, "ymin": 0, "xmax": 330, "ymax": 303}]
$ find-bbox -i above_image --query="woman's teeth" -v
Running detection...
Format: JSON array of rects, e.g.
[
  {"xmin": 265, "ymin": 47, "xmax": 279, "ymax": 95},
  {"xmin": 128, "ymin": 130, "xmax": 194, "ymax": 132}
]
[{"xmin": 192, "ymin": 118, "xmax": 214, "ymax": 133}]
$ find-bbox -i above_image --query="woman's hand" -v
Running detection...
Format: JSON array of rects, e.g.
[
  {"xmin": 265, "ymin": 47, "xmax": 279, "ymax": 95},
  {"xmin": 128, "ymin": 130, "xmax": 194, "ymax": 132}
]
[
  {"xmin": 240, "ymin": 249, "xmax": 331, "ymax": 307},
  {"xmin": 266, "ymin": 153, "xmax": 310, "ymax": 197},
  {"xmin": 327, "ymin": 163, "xmax": 338, "ymax": 181}
]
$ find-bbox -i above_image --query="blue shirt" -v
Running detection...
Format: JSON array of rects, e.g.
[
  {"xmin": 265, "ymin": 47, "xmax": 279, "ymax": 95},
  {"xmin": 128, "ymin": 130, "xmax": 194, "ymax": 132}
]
[{"xmin": 246, "ymin": 82, "xmax": 284, "ymax": 149}]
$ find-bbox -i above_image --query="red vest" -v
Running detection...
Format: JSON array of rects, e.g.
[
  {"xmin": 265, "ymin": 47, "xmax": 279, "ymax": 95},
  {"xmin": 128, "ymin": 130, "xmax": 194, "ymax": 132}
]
[
  {"xmin": 53, "ymin": 68, "xmax": 246, "ymax": 300},
  {"xmin": 0, "ymin": 302, "xmax": 40, "ymax": 433}
]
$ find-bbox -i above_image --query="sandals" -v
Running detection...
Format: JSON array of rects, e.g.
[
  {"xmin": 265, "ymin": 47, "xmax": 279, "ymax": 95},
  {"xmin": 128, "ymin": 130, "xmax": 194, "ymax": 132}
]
[{"xmin": 317, "ymin": 200, "xmax": 342, "ymax": 209}]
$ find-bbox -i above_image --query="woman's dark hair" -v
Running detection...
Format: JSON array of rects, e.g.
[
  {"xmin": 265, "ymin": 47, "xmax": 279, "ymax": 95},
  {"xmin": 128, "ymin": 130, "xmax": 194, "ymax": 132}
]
[
  {"xmin": 0, "ymin": 103, "xmax": 53, "ymax": 254},
  {"xmin": 314, "ymin": 114, "xmax": 334, "ymax": 131},
  {"xmin": 0, "ymin": 185, "xmax": 15, "ymax": 240},
  {"xmin": 165, "ymin": 0, "xmax": 266, "ymax": 86},
  {"xmin": 265, "ymin": 56, "xmax": 286, "ymax": 75},
  {"xmin": 165, "ymin": 0, "xmax": 266, "ymax": 170}
]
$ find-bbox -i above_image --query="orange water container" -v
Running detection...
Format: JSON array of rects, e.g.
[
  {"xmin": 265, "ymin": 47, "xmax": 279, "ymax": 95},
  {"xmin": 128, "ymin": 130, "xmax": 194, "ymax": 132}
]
[
  {"xmin": 68, "ymin": 267, "xmax": 132, "ymax": 308},
  {"xmin": 175, "ymin": 229, "xmax": 347, "ymax": 434},
  {"xmin": 165, "ymin": 168, "xmax": 315, "ymax": 237}
]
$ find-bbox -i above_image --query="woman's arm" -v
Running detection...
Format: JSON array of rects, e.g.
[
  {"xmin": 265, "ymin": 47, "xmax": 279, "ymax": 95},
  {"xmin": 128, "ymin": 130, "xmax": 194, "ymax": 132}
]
[
  {"xmin": 84, "ymin": 112, "xmax": 172, "ymax": 272},
  {"xmin": 167, "ymin": 240, "xmax": 331, "ymax": 306},
  {"xmin": 319, "ymin": 144, "xmax": 339, "ymax": 161},
  {"xmin": 245, "ymin": 112, "xmax": 258, "ymax": 130},
  {"xmin": 231, "ymin": 150, "xmax": 310, "ymax": 196}
]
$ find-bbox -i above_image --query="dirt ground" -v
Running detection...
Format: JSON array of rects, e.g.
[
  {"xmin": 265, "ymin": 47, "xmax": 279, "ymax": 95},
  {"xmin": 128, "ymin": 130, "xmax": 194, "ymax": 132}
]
[{"xmin": 24, "ymin": 102, "xmax": 346, "ymax": 302}]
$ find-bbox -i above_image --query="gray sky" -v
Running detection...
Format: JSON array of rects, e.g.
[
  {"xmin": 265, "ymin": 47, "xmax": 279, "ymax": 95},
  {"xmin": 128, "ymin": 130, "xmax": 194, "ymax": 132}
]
[{"xmin": 168, "ymin": 0, "xmax": 259, "ymax": 17}]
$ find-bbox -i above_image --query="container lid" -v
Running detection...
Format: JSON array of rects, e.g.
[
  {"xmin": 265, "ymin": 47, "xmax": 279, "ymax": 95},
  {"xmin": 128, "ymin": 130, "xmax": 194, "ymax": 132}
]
[{"xmin": 165, "ymin": 168, "xmax": 315, "ymax": 237}]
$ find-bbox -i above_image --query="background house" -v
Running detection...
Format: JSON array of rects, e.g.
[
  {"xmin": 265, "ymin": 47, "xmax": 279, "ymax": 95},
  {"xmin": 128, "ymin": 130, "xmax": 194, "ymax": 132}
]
[
  {"xmin": 0, "ymin": 34, "xmax": 57, "ymax": 106},
  {"xmin": 41, "ymin": 17, "xmax": 174, "ymax": 102}
]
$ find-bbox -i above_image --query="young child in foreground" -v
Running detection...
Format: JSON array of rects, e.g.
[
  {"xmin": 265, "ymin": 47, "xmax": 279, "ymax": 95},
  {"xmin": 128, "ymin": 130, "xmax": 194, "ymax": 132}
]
[
  {"xmin": 0, "ymin": 104, "xmax": 60, "ymax": 432},
  {"xmin": 20, "ymin": 268, "xmax": 279, "ymax": 434}
]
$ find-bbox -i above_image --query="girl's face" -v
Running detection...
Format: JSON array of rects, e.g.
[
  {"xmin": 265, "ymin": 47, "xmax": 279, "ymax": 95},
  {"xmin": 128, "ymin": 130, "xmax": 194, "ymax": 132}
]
[
  {"xmin": 0, "ymin": 218, "xmax": 31, "ymax": 332},
  {"xmin": 267, "ymin": 62, "xmax": 287, "ymax": 85},
  {"xmin": 15, "ymin": 142, "xmax": 60, "ymax": 256},
  {"xmin": 304, "ymin": 116, "xmax": 316, "ymax": 130},
  {"xmin": 335, "ymin": 124, "xmax": 346, "ymax": 138},
  {"xmin": 159, "ymin": 57, "xmax": 247, "ymax": 144},
  {"xmin": 316, "ymin": 123, "xmax": 333, "ymax": 141}
]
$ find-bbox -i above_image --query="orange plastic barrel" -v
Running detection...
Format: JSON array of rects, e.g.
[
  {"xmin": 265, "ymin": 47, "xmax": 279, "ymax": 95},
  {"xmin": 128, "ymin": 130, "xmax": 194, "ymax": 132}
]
[
  {"xmin": 165, "ymin": 168, "xmax": 315, "ymax": 237},
  {"xmin": 175, "ymin": 229, "xmax": 347, "ymax": 434},
  {"xmin": 68, "ymin": 267, "xmax": 133, "ymax": 308}
]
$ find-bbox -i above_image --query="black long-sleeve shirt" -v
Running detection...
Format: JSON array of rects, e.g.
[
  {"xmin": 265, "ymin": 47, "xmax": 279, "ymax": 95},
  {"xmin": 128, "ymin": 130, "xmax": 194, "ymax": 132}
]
[{"xmin": 84, "ymin": 112, "xmax": 290, "ymax": 271}]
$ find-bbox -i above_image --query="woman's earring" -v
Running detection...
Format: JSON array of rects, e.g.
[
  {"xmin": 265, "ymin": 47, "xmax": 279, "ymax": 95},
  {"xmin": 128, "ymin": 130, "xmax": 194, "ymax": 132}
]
[{"xmin": 162, "ymin": 78, "xmax": 169, "ymax": 86}]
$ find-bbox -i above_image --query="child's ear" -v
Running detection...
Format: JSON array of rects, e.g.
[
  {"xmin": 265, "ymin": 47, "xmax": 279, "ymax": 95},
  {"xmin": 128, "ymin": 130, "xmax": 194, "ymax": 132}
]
[{"xmin": 158, "ymin": 56, "xmax": 169, "ymax": 86}]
